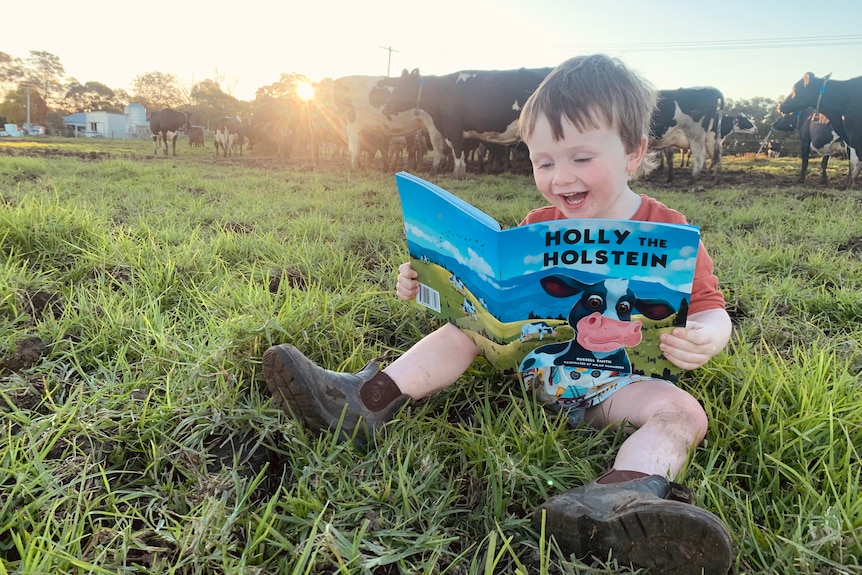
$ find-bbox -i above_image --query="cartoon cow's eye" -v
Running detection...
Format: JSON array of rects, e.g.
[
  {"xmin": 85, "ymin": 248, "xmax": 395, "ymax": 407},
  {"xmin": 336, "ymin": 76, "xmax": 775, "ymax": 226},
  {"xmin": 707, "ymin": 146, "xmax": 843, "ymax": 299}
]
[
  {"xmin": 587, "ymin": 295, "xmax": 604, "ymax": 309},
  {"xmin": 616, "ymin": 301, "xmax": 632, "ymax": 315}
]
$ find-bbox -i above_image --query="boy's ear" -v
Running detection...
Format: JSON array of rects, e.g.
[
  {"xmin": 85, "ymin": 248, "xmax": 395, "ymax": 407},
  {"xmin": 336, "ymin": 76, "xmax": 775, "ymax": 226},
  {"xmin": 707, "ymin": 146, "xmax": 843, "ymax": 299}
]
[{"xmin": 625, "ymin": 136, "xmax": 649, "ymax": 172}]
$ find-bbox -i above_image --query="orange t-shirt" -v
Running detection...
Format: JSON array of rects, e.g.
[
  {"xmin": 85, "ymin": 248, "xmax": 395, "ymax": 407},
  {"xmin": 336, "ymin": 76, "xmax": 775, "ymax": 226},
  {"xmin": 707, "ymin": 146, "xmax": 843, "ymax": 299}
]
[{"xmin": 519, "ymin": 195, "xmax": 725, "ymax": 315}]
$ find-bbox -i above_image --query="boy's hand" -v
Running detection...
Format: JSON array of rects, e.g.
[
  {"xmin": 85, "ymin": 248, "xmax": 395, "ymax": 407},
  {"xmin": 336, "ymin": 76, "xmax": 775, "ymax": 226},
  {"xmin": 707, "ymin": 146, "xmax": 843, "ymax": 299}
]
[
  {"xmin": 396, "ymin": 262, "xmax": 419, "ymax": 301},
  {"xmin": 658, "ymin": 309, "xmax": 732, "ymax": 371}
]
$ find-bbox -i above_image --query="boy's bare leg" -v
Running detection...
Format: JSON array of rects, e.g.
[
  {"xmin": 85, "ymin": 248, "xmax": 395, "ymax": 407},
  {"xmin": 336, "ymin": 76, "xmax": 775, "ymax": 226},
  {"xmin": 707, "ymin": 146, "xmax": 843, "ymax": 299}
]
[
  {"xmin": 534, "ymin": 379, "xmax": 730, "ymax": 574},
  {"xmin": 584, "ymin": 378, "xmax": 708, "ymax": 478},
  {"xmin": 384, "ymin": 323, "xmax": 482, "ymax": 400}
]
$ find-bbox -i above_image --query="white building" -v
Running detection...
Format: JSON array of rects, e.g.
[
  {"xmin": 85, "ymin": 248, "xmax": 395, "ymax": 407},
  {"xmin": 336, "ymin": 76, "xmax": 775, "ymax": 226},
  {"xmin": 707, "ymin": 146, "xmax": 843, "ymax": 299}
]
[{"xmin": 63, "ymin": 110, "xmax": 137, "ymax": 139}]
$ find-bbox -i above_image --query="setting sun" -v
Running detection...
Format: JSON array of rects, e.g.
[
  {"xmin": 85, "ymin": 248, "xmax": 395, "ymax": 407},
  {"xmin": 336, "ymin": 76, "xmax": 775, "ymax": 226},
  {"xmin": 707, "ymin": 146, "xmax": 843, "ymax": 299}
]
[{"xmin": 296, "ymin": 81, "xmax": 315, "ymax": 102}]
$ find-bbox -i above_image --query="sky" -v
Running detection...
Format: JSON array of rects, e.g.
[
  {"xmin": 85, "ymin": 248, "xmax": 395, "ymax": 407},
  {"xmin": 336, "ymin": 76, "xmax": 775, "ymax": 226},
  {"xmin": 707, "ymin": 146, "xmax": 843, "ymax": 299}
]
[{"xmin": 4, "ymin": 0, "xmax": 861, "ymax": 104}]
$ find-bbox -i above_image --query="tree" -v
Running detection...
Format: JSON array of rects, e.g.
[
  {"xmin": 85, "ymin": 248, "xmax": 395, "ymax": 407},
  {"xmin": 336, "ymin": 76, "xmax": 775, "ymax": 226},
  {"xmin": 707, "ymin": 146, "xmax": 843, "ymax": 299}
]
[
  {"xmin": 0, "ymin": 51, "xmax": 26, "ymax": 100},
  {"xmin": 726, "ymin": 97, "xmax": 782, "ymax": 135},
  {"xmin": 63, "ymin": 81, "xmax": 126, "ymax": 113},
  {"xmin": 24, "ymin": 50, "xmax": 65, "ymax": 108},
  {"xmin": 189, "ymin": 79, "xmax": 242, "ymax": 129},
  {"xmin": 0, "ymin": 85, "xmax": 48, "ymax": 125},
  {"xmin": 255, "ymin": 73, "xmax": 311, "ymax": 102},
  {"xmin": 131, "ymin": 71, "xmax": 185, "ymax": 113}
]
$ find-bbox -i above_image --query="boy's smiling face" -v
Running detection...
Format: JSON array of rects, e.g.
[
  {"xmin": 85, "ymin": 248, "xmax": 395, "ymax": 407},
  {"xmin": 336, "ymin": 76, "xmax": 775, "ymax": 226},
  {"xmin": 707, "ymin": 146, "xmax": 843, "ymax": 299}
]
[{"xmin": 526, "ymin": 114, "xmax": 647, "ymax": 220}]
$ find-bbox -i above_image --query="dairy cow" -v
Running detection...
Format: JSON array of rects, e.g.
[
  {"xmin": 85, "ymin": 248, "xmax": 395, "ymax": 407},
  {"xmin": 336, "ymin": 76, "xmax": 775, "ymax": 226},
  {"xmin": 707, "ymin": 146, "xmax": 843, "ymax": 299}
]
[
  {"xmin": 772, "ymin": 107, "xmax": 860, "ymax": 185},
  {"xmin": 664, "ymin": 114, "xmax": 756, "ymax": 171},
  {"xmin": 323, "ymin": 76, "xmax": 446, "ymax": 172},
  {"xmin": 649, "ymin": 88, "xmax": 725, "ymax": 184},
  {"xmin": 150, "ymin": 108, "xmax": 190, "ymax": 156},
  {"xmin": 188, "ymin": 127, "xmax": 204, "ymax": 147},
  {"xmin": 779, "ymin": 72, "xmax": 862, "ymax": 188},
  {"xmin": 382, "ymin": 67, "xmax": 552, "ymax": 178},
  {"xmin": 214, "ymin": 116, "xmax": 244, "ymax": 157}
]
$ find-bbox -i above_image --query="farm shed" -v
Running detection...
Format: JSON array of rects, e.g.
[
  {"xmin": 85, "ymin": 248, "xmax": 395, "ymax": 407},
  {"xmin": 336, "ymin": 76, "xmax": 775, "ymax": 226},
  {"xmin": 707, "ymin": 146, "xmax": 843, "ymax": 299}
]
[{"xmin": 62, "ymin": 111, "xmax": 127, "ymax": 138}]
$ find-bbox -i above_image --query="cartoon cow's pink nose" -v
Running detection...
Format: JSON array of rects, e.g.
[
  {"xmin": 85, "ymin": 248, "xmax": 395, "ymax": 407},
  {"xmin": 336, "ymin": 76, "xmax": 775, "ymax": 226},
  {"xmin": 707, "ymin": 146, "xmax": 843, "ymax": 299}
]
[{"xmin": 576, "ymin": 312, "xmax": 642, "ymax": 352}]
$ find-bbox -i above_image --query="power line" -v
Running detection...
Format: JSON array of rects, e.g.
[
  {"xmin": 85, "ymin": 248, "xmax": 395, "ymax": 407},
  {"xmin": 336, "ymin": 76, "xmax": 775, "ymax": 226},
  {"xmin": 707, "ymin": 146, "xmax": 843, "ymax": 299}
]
[{"xmin": 569, "ymin": 35, "xmax": 862, "ymax": 53}]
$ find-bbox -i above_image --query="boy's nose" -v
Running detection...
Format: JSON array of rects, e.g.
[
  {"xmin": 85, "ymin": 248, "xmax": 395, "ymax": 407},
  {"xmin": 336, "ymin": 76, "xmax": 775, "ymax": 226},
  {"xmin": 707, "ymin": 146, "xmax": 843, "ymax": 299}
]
[{"xmin": 553, "ymin": 164, "xmax": 578, "ymax": 186}]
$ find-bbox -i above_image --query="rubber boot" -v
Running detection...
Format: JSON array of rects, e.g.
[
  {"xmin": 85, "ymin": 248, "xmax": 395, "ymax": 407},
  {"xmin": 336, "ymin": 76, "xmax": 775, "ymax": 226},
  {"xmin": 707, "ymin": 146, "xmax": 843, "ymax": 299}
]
[
  {"xmin": 534, "ymin": 473, "xmax": 733, "ymax": 575},
  {"xmin": 262, "ymin": 344, "xmax": 410, "ymax": 446}
]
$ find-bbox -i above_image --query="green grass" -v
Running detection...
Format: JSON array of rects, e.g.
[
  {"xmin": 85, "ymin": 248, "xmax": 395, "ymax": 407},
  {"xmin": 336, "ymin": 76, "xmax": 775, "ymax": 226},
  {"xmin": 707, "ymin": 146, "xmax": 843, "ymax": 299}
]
[{"xmin": 1, "ymin": 139, "xmax": 861, "ymax": 574}]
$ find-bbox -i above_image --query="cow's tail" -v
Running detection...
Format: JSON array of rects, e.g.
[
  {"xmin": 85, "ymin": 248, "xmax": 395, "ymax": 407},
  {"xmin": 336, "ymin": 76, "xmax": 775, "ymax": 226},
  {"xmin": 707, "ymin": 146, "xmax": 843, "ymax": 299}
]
[{"xmin": 712, "ymin": 92, "xmax": 724, "ymax": 176}]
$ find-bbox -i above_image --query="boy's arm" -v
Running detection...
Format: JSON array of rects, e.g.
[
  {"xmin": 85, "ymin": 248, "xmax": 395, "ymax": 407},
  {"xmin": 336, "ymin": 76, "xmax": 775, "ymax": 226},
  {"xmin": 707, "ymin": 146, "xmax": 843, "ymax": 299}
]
[{"xmin": 658, "ymin": 307, "xmax": 732, "ymax": 371}]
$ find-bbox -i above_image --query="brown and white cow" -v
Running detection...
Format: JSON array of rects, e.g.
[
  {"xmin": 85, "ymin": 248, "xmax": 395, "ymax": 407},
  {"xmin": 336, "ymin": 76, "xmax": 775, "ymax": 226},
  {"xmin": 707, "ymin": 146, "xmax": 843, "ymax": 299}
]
[{"xmin": 188, "ymin": 127, "xmax": 204, "ymax": 147}]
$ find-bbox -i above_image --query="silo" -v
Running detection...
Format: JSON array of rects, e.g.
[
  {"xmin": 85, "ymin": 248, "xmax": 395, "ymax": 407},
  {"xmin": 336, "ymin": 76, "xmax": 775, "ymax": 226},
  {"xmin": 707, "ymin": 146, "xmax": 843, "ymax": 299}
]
[{"xmin": 124, "ymin": 103, "xmax": 148, "ymax": 139}]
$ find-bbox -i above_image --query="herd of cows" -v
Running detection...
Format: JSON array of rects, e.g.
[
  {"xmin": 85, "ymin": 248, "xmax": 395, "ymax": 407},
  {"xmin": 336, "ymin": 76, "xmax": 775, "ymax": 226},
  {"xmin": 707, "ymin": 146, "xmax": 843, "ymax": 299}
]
[{"xmin": 148, "ymin": 67, "xmax": 862, "ymax": 188}]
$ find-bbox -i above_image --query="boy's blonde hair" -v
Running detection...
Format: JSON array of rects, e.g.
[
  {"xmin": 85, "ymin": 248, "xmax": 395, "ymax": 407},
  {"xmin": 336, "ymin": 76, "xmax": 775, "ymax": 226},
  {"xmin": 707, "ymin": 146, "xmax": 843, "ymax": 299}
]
[{"xmin": 519, "ymin": 54, "xmax": 656, "ymax": 156}]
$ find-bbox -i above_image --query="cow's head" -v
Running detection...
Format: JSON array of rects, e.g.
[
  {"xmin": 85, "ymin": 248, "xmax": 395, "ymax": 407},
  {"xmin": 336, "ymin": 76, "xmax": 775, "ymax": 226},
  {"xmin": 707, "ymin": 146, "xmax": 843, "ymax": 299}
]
[
  {"xmin": 733, "ymin": 114, "xmax": 757, "ymax": 134},
  {"xmin": 771, "ymin": 113, "xmax": 798, "ymax": 133},
  {"xmin": 382, "ymin": 68, "xmax": 421, "ymax": 118},
  {"xmin": 540, "ymin": 274, "xmax": 676, "ymax": 353},
  {"xmin": 779, "ymin": 72, "xmax": 831, "ymax": 114}
]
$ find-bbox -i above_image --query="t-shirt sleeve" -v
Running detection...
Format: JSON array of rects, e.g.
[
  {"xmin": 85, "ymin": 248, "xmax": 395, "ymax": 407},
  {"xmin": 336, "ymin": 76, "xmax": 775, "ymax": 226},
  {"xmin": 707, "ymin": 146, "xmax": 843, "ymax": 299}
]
[{"xmin": 689, "ymin": 241, "xmax": 726, "ymax": 314}]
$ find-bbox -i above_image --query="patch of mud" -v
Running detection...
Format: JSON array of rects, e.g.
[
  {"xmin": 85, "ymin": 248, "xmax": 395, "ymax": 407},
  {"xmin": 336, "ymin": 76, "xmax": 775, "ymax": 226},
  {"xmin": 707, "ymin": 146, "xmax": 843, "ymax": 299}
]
[
  {"xmin": 268, "ymin": 268, "xmax": 307, "ymax": 293},
  {"xmin": 0, "ymin": 337, "xmax": 49, "ymax": 374}
]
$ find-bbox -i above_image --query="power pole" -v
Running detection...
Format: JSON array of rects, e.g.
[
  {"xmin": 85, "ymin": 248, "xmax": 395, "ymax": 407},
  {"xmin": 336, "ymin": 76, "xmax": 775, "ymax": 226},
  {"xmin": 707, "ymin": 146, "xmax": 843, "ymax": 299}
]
[{"xmin": 379, "ymin": 45, "xmax": 398, "ymax": 77}]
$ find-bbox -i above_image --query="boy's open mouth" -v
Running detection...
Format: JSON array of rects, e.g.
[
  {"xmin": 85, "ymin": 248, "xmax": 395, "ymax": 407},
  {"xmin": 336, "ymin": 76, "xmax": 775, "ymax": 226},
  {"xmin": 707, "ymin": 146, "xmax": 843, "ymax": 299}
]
[{"xmin": 562, "ymin": 191, "xmax": 587, "ymax": 206}]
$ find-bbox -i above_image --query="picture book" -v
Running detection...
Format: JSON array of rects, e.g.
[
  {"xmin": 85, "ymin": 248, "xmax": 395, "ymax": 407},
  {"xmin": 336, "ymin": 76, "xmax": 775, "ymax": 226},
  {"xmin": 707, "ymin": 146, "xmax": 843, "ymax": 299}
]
[{"xmin": 395, "ymin": 172, "xmax": 701, "ymax": 405}]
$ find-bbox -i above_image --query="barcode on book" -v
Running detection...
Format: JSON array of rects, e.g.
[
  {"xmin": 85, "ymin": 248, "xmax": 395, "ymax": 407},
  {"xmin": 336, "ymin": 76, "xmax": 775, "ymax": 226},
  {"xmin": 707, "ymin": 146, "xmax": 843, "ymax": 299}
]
[{"xmin": 417, "ymin": 283, "xmax": 441, "ymax": 313}]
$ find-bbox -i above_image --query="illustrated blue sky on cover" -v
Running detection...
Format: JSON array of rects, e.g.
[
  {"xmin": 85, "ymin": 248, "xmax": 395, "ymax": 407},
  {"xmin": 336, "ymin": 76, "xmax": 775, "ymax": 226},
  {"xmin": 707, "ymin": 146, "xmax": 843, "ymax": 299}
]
[{"xmin": 398, "ymin": 173, "xmax": 700, "ymax": 322}]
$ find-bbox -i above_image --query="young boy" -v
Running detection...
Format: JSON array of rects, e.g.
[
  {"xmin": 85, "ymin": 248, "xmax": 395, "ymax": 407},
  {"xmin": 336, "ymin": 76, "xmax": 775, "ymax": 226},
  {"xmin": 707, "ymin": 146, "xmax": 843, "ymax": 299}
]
[{"xmin": 262, "ymin": 54, "xmax": 734, "ymax": 574}]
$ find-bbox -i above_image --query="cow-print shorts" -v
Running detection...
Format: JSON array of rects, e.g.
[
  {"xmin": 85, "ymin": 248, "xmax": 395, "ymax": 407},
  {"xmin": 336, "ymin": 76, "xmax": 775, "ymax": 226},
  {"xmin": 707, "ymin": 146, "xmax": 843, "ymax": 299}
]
[{"xmin": 520, "ymin": 366, "xmax": 661, "ymax": 427}]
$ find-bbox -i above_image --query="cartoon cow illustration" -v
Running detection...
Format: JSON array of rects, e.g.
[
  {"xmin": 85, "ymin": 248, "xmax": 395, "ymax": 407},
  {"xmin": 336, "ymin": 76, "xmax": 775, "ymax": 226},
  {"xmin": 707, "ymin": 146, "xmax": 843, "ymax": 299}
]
[
  {"xmin": 519, "ymin": 321, "xmax": 558, "ymax": 342},
  {"xmin": 520, "ymin": 275, "xmax": 677, "ymax": 375},
  {"xmin": 448, "ymin": 274, "xmax": 466, "ymax": 294}
]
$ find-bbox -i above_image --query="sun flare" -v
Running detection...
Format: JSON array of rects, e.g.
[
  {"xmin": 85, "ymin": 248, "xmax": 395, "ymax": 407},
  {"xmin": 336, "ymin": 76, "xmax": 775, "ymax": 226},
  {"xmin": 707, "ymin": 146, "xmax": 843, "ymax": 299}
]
[{"xmin": 296, "ymin": 81, "xmax": 316, "ymax": 102}]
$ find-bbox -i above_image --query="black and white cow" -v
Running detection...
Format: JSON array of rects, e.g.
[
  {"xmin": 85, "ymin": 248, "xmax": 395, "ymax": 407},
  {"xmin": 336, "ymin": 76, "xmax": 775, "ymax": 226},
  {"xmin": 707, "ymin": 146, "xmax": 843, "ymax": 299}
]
[
  {"xmin": 214, "ymin": 116, "xmax": 245, "ymax": 157},
  {"xmin": 150, "ymin": 108, "xmax": 190, "ymax": 156},
  {"xmin": 779, "ymin": 72, "xmax": 862, "ymax": 188},
  {"xmin": 519, "ymin": 275, "xmax": 676, "ymax": 374},
  {"xmin": 772, "ymin": 107, "xmax": 860, "ymax": 185},
  {"xmin": 382, "ymin": 67, "xmax": 553, "ymax": 178},
  {"xmin": 649, "ymin": 88, "xmax": 725, "ymax": 184}
]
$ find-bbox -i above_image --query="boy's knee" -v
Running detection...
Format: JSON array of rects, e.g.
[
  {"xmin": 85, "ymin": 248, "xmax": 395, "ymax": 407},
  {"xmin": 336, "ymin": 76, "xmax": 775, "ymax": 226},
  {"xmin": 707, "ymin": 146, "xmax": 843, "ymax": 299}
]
[{"xmin": 653, "ymin": 393, "xmax": 708, "ymax": 444}]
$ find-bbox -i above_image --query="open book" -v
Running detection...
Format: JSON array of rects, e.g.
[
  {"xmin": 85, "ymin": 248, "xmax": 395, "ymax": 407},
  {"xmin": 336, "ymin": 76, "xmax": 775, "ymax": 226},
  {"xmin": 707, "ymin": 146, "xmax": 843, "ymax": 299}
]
[{"xmin": 396, "ymin": 172, "xmax": 701, "ymax": 400}]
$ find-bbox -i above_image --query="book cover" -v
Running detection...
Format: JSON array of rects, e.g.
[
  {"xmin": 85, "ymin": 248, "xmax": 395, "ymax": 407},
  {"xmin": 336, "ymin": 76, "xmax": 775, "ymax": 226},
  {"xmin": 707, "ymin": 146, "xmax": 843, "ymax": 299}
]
[{"xmin": 396, "ymin": 172, "xmax": 700, "ymax": 403}]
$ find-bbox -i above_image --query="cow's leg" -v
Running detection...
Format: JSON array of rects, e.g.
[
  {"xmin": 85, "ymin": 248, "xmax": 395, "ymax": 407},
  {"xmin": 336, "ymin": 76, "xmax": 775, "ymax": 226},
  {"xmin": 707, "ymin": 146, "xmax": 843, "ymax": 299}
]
[
  {"xmin": 427, "ymin": 129, "xmax": 447, "ymax": 175},
  {"xmin": 819, "ymin": 157, "xmax": 829, "ymax": 184},
  {"xmin": 849, "ymin": 147, "xmax": 861, "ymax": 189},
  {"xmin": 798, "ymin": 152, "xmax": 810, "ymax": 183},
  {"xmin": 687, "ymin": 138, "xmax": 707, "ymax": 184},
  {"xmin": 347, "ymin": 131, "xmax": 362, "ymax": 170},
  {"xmin": 171, "ymin": 134, "xmax": 178, "ymax": 156},
  {"xmin": 665, "ymin": 149, "xmax": 675, "ymax": 182},
  {"xmin": 449, "ymin": 135, "xmax": 467, "ymax": 178}
]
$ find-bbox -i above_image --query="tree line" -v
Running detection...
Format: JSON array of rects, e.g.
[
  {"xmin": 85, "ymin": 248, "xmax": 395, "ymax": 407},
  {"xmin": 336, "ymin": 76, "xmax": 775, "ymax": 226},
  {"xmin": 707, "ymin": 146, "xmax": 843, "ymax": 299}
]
[{"xmin": 0, "ymin": 50, "xmax": 311, "ymax": 134}]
